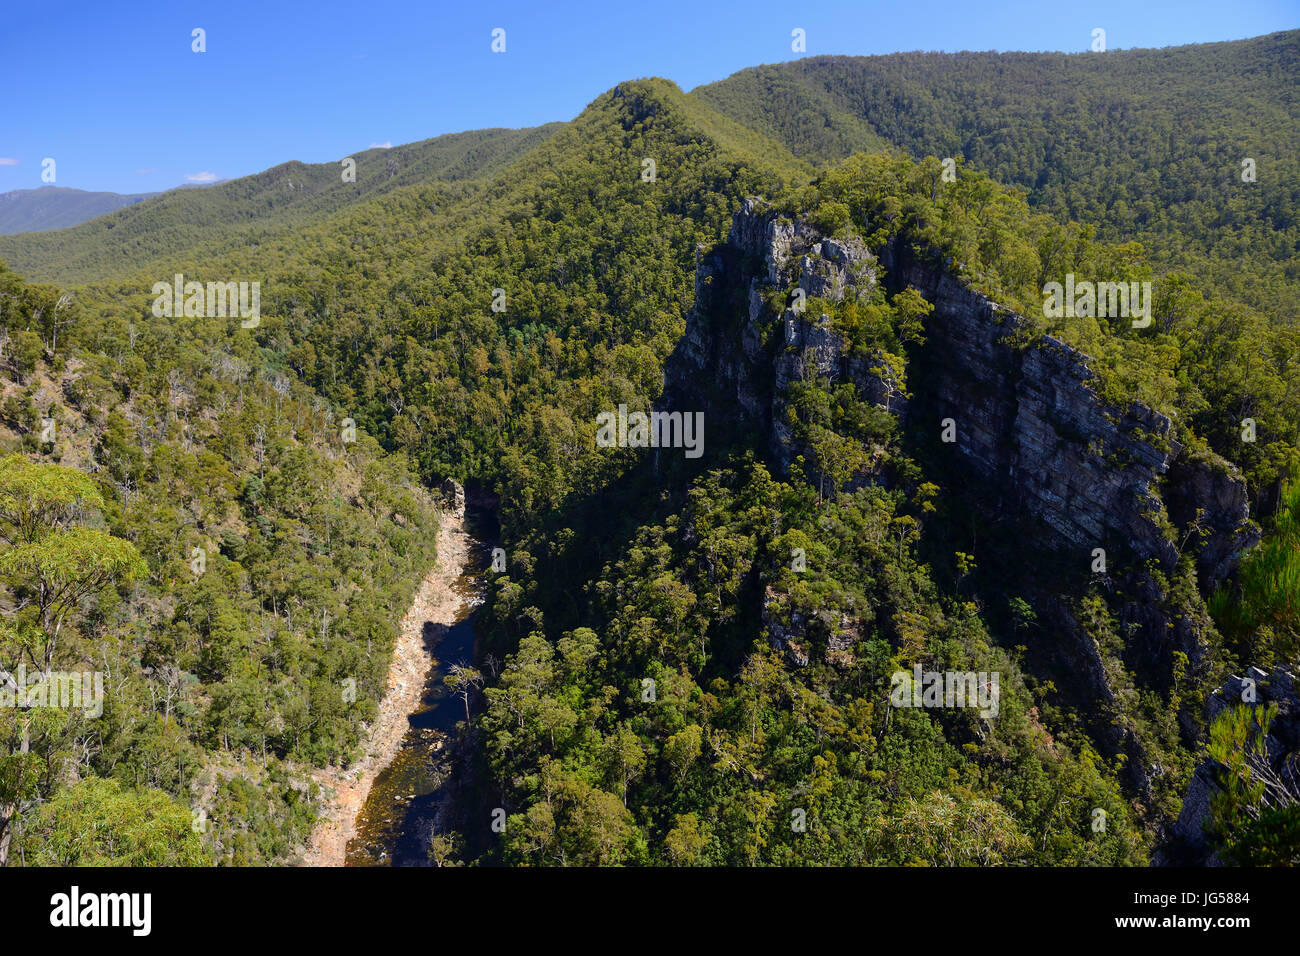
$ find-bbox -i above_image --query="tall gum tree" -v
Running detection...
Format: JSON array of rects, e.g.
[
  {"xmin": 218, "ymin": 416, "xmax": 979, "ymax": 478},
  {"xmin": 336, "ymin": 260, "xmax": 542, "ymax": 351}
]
[{"xmin": 0, "ymin": 455, "xmax": 147, "ymax": 865}]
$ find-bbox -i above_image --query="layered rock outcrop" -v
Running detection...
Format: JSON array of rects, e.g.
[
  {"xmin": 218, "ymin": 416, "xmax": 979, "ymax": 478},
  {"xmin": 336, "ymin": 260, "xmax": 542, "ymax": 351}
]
[
  {"xmin": 879, "ymin": 240, "xmax": 1258, "ymax": 592},
  {"xmin": 667, "ymin": 199, "xmax": 1256, "ymax": 594},
  {"xmin": 664, "ymin": 199, "xmax": 1262, "ymax": 792},
  {"xmin": 667, "ymin": 199, "xmax": 905, "ymax": 473}
]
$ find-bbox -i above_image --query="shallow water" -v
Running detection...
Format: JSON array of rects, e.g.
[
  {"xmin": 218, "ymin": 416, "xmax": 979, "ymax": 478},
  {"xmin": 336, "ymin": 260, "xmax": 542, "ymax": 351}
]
[{"xmin": 345, "ymin": 507, "xmax": 493, "ymax": 867}]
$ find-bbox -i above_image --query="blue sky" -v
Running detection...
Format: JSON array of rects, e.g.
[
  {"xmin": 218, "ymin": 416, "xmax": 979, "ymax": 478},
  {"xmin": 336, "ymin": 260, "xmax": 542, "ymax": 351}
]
[{"xmin": 2, "ymin": 0, "xmax": 1294, "ymax": 194}]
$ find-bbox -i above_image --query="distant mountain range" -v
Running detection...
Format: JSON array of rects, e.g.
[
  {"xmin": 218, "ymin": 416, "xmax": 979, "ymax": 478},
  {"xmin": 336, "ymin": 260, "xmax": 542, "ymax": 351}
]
[
  {"xmin": 0, "ymin": 181, "xmax": 229, "ymax": 235},
  {"xmin": 1, "ymin": 31, "xmax": 1294, "ymax": 324}
]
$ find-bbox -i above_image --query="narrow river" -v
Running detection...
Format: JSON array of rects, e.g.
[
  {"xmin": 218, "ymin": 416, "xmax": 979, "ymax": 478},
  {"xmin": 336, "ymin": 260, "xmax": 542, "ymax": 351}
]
[{"xmin": 344, "ymin": 504, "xmax": 495, "ymax": 866}]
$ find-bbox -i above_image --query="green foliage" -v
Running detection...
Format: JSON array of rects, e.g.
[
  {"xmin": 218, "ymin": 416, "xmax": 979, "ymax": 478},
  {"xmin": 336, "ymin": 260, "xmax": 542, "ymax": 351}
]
[
  {"xmin": 696, "ymin": 35, "xmax": 1300, "ymax": 326},
  {"xmin": 469, "ymin": 461, "xmax": 1145, "ymax": 865},
  {"xmin": 1211, "ymin": 479, "xmax": 1300, "ymax": 664},
  {"xmin": 872, "ymin": 790, "xmax": 1031, "ymax": 865},
  {"xmin": 0, "ymin": 39, "xmax": 1295, "ymax": 867},
  {"xmin": 18, "ymin": 777, "xmax": 208, "ymax": 866},
  {"xmin": 1205, "ymin": 703, "xmax": 1300, "ymax": 865},
  {"xmin": 779, "ymin": 151, "xmax": 1300, "ymax": 508},
  {"xmin": 202, "ymin": 772, "xmax": 316, "ymax": 866},
  {"xmin": 0, "ymin": 127, "xmax": 566, "ymax": 285},
  {"xmin": 0, "ymin": 265, "xmax": 440, "ymax": 864},
  {"xmin": 0, "ymin": 454, "xmax": 104, "ymax": 543}
]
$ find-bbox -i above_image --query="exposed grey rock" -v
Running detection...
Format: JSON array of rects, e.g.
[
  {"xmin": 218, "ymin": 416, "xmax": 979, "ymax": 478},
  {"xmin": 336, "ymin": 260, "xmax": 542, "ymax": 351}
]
[
  {"xmin": 1165, "ymin": 449, "xmax": 1260, "ymax": 591},
  {"xmin": 879, "ymin": 243, "xmax": 1252, "ymax": 581},
  {"xmin": 664, "ymin": 199, "xmax": 1263, "ymax": 789},
  {"xmin": 762, "ymin": 586, "xmax": 810, "ymax": 667},
  {"xmin": 671, "ymin": 202, "xmax": 1258, "ymax": 594},
  {"xmin": 877, "ymin": 239, "xmax": 1257, "ymax": 796},
  {"xmin": 439, "ymin": 478, "xmax": 465, "ymax": 519},
  {"xmin": 761, "ymin": 586, "xmax": 860, "ymax": 666},
  {"xmin": 668, "ymin": 197, "xmax": 897, "ymax": 476}
]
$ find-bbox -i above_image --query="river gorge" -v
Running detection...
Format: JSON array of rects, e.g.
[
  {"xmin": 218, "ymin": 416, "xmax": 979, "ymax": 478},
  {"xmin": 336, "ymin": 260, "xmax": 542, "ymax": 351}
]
[{"xmin": 303, "ymin": 497, "xmax": 494, "ymax": 867}]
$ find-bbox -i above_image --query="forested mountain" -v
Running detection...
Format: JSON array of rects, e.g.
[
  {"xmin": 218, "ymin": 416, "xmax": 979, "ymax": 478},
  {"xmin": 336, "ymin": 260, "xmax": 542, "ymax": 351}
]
[
  {"xmin": 1, "ymin": 31, "xmax": 1297, "ymax": 866},
  {"xmin": 694, "ymin": 31, "xmax": 1300, "ymax": 321},
  {"xmin": 0, "ymin": 187, "xmax": 157, "ymax": 235},
  {"xmin": 0, "ymin": 124, "xmax": 563, "ymax": 285}
]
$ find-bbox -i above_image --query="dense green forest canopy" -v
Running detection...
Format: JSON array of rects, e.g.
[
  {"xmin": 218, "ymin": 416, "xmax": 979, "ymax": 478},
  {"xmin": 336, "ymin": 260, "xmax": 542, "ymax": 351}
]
[
  {"xmin": 0, "ymin": 258, "xmax": 441, "ymax": 863},
  {"xmin": 0, "ymin": 123, "xmax": 564, "ymax": 285},
  {"xmin": 1, "ymin": 31, "xmax": 1297, "ymax": 865},
  {"xmin": 694, "ymin": 31, "xmax": 1300, "ymax": 322}
]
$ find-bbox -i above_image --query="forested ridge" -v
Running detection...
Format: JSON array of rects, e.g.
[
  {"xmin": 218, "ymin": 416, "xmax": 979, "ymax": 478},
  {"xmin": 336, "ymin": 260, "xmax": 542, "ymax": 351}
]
[
  {"xmin": 1, "ymin": 31, "xmax": 1297, "ymax": 866},
  {"xmin": 0, "ymin": 123, "xmax": 565, "ymax": 286},
  {"xmin": 695, "ymin": 31, "xmax": 1300, "ymax": 322},
  {"xmin": 0, "ymin": 187, "xmax": 157, "ymax": 236}
]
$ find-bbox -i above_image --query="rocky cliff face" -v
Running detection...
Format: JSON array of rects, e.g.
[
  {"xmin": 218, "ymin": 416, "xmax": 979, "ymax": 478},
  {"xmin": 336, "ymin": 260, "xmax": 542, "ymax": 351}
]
[
  {"xmin": 439, "ymin": 477, "xmax": 466, "ymax": 520},
  {"xmin": 667, "ymin": 199, "xmax": 905, "ymax": 472},
  {"xmin": 879, "ymin": 241, "xmax": 1258, "ymax": 594},
  {"xmin": 667, "ymin": 200, "xmax": 1256, "ymax": 594},
  {"xmin": 664, "ymin": 198, "xmax": 1263, "ymax": 798}
]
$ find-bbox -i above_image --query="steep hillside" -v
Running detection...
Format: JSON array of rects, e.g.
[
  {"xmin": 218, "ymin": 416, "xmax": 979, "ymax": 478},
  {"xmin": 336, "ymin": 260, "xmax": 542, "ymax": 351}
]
[
  {"xmin": 14, "ymin": 80, "xmax": 808, "ymax": 509},
  {"xmin": 0, "ymin": 78, "xmax": 807, "ymax": 865},
  {"xmin": 0, "ymin": 261, "xmax": 441, "ymax": 864},
  {"xmin": 439, "ymin": 145, "xmax": 1294, "ymax": 865}
]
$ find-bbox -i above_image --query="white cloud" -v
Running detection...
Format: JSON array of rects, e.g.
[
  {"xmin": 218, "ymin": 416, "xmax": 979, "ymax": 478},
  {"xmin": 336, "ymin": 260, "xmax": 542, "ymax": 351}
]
[
  {"xmin": 369, "ymin": 141, "xmax": 392, "ymax": 149},
  {"xmin": 0, "ymin": 158, "xmax": 18, "ymax": 166},
  {"xmin": 185, "ymin": 171, "xmax": 219, "ymax": 182}
]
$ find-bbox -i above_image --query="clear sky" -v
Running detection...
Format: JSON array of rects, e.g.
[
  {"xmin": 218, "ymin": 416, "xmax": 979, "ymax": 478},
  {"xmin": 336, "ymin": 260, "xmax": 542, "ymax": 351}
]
[{"xmin": 2, "ymin": 0, "xmax": 1295, "ymax": 194}]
